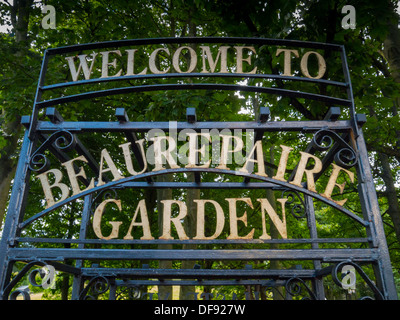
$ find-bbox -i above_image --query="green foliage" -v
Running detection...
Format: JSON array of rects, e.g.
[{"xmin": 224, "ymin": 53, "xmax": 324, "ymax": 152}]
[{"xmin": 1, "ymin": 0, "xmax": 400, "ymax": 300}]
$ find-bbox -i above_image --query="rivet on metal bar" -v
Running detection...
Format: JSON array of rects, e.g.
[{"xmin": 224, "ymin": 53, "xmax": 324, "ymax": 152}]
[
  {"xmin": 115, "ymin": 108, "xmax": 129, "ymax": 122},
  {"xmin": 186, "ymin": 107, "xmax": 197, "ymax": 123},
  {"xmin": 45, "ymin": 107, "xmax": 64, "ymax": 123},
  {"xmin": 115, "ymin": 108, "xmax": 152, "ymax": 183},
  {"xmin": 356, "ymin": 114, "xmax": 367, "ymax": 126},
  {"xmin": 324, "ymin": 107, "xmax": 341, "ymax": 121},
  {"xmin": 258, "ymin": 107, "xmax": 270, "ymax": 123},
  {"xmin": 21, "ymin": 115, "xmax": 31, "ymax": 129}
]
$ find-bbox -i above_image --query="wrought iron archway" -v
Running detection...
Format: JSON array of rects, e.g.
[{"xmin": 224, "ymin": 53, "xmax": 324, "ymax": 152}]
[{"xmin": 0, "ymin": 37, "xmax": 397, "ymax": 300}]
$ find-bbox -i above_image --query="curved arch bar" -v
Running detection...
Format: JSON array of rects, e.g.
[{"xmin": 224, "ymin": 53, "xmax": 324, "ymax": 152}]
[
  {"xmin": 20, "ymin": 168, "xmax": 368, "ymax": 229},
  {"xmin": 45, "ymin": 37, "xmax": 344, "ymax": 56},
  {"xmin": 42, "ymin": 73, "xmax": 347, "ymax": 91},
  {"xmin": 36, "ymin": 83, "xmax": 352, "ymax": 109}
]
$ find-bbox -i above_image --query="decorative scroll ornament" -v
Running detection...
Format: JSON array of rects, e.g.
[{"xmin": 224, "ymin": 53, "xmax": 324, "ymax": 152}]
[
  {"xmin": 79, "ymin": 276, "xmax": 110, "ymax": 300},
  {"xmin": 90, "ymin": 188, "xmax": 119, "ymax": 213},
  {"xmin": 285, "ymin": 277, "xmax": 317, "ymax": 300},
  {"xmin": 312, "ymin": 129, "xmax": 357, "ymax": 168},
  {"xmin": 28, "ymin": 264, "xmax": 56, "ymax": 290},
  {"xmin": 116, "ymin": 286, "xmax": 142, "ymax": 300},
  {"xmin": 281, "ymin": 189, "xmax": 306, "ymax": 219},
  {"xmin": 331, "ymin": 261, "xmax": 384, "ymax": 300},
  {"xmin": 29, "ymin": 130, "xmax": 76, "ymax": 173},
  {"xmin": 4, "ymin": 261, "xmax": 53, "ymax": 300}
]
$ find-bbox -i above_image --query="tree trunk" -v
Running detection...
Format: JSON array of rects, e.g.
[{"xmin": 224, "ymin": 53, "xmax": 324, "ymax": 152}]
[
  {"xmin": 377, "ymin": 17, "xmax": 400, "ymax": 244},
  {"xmin": 157, "ymin": 174, "xmax": 173, "ymax": 300},
  {"xmin": 179, "ymin": 173, "xmax": 199, "ymax": 300},
  {"xmin": 377, "ymin": 152, "xmax": 400, "ymax": 244},
  {"xmin": 0, "ymin": 0, "xmax": 33, "ymax": 230}
]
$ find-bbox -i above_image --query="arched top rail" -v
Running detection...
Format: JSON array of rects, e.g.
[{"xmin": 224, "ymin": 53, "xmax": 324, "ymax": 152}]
[
  {"xmin": 36, "ymin": 37, "xmax": 352, "ymax": 108},
  {"xmin": 28, "ymin": 36, "xmax": 357, "ymax": 137},
  {"xmin": 36, "ymin": 83, "xmax": 352, "ymax": 109},
  {"xmin": 45, "ymin": 37, "xmax": 345, "ymax": 55},
  {"xmin": 19, "ymin": 167, "xmax": 368, "ymax": 230}
]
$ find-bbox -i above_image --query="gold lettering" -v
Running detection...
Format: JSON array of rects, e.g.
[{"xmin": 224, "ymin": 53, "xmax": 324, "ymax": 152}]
[
  {"xmin": 119, "ymin": 140, "xmax": 148, "ymax": 175},
  {"xmin": 300, "ymin": 51, "xmax": 326, "ymax": 79},
  {"xmin": 172, "ymin": 46, "xmax": 197, "ymax": 73},
  {"xmin": 93, "ymin": 199, "xmax": 122, "ymax": 240},
  {"xmin": 238, "ymin": 140, "xmax": 268, "ymax": 177},
  {"xmin": 272, "ymin": 145, "xmax": 294, "ymax": 181},
  {"xmin": 125, "ymin": 49, "xmax": 147, "ymax": 76},
  {"xmin": 61, "ymin": 155, "xmax": 94, "ymax": 196},
  {"xmin": 193, "ymin": 199, "xmax": 225, "ymax": 240},
  {"xmin": 97, "ymin": 148, "xmax": 124, "ymax": 186},
  {"xmin": 36, "ymin": 169, "xmax": 70, "ymax": 208},
  {"xmin": 124, "ymin": 199, "xmax": 154, "ymax": 240},
  {"xmin": 321, "ymin": 163, "xmax": 354, "ymax": 206},
  {"xmin": 217, "ymin": 135, "xmax": 244, "ymax": 170},
  {"xmin": 226, "ymin": 198, "xmax": 255, "ymax": 239},
  {"xmin": 234, "ymin": 46, "xmax": 257, "ymax": 74},
  {"xmin": 200, "ymin": 46, "xmax": 229, "ymax": 73},
  {"xmin": 100, "ymin": 50, "xmax": 122, "ymax": 78},
  {"xmin": 159, "ymin": 200, "xmax": 188, "ymax": 240},
  {"xmin": 65, "ymin": 53, "xmax": 98, "ymax": 81},
  {"xmin": 149, "ymin": 48, "xmax": 170, "ymax": 74},
  {"xmin": 257, "ymin": 198, "xmax": 288, "ymax": 239},
  {"xmin": 151, "ymin": 136, "xmax": 179, "ymax": 171},
  {"xmin": 290, "ymin": 151, "xmax": 323, "ymax": 192},
  {"xmin": 186, "ymin": 132, "xmax": 211, "ymax": 168},
  {"xmin": 276, "ymin": 49, "xmax": 299, "ymax": 76}
]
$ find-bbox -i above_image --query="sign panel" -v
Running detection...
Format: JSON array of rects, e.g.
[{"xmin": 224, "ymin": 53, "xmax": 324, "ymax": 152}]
[{"xmin": 0, "ymin": 38, "xmax": 396, "ymax": 300}]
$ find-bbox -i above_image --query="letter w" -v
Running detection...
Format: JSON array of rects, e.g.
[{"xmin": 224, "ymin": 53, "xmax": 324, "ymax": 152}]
[{"xmin": 65, "ymin": 53, "xmax": 98, "ymax": 81}]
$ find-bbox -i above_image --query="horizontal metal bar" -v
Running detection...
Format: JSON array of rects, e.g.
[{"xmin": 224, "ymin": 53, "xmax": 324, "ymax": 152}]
[
  {"xmin": 81, "ymin": 267, "xmax": 317, "ymax": 279},
  {"xmin": 35, "ymin": 83, "xmax": 352, "ymax": 109},
  {"xmin": 15, "ymin": 237, "xmax": 370, "ymax": 245},
  {"xmin": 41, "ymin": 73, "xmax": 347, "ymax": 92},
  {"xmin": 8, "ymin": 248, "xmax": 378, "ymax": 261},
  {"xmin": 47, "ymin": 261, "xmax": 81, "ymax": 275},
  {"xmin": 45, "ymin": 37, "xmax": 344, "ymax": 56},
  {"xmin": 112, "ymin": 279, "xmax": 282, "ymax": 287},
  {"xmin": 35, "ymin": 120, "xmax": 353, "ymax": 133}
]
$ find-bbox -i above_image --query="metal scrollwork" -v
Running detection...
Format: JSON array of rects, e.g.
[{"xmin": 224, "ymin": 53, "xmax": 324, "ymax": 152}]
[
  {"xmin": 116, "ymin": 286, "xmax": 142, "ymax": 300},
  {"xmin": 285, "ymin": 277, "xmax": 317, "ymax": 300},
  {"xmin": 331, "ymin": 261, "xmax": 385, "ymax": 300},
  {"xmin": 3, "ymin": 261, "xmax": 50, "ymax": 300},
  {"xmin": 90, "ymin": 188, "xmax": 119, "ymax": 213},
  {"xmin": 9, "ymin": 289, "xmax": 31, "ymax": 300},
  {"xmin": 281, "ymin": 189, "xmax": 306, "ymax": 219},
  {"xmin": 312, "ymin": 129, "xmax": 357, "ymax": 169},
  {"xmin": 79, "ymin": 276, "xmax": 110, "ymax": 300},
  {"xmin": 29, "ymin": 130, "xmax": 76, "ymax": 173}
]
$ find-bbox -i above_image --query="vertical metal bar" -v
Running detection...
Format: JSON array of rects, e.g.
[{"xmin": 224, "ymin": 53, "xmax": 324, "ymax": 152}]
[
  {"xmin": 0, "ymin": 131, "xmax": 35, "ymax": 299},
  {"xmin": 28, "ymin": 50, "xmax": 49, "ymax": 140},
  {"xmin": 305, "ymin": 195, "xmax": 325, "ymax": 300},
  {"xmin": 71, "ymin": 194, "xmax": 92, "ymax": 300},
  {"xmin": 108, "ymin": 280, "xmax": 117, "ymax": 300},
  {"xmin": 340, "ymin": 45, "xmax": 359, "ymax": 137},
  {"xmin": 353, "ymin": 129, "xmax": 397, "ymax": 299}
]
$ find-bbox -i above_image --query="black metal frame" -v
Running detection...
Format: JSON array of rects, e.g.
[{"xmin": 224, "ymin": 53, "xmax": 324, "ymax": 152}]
[{"xmin": 0, "ymin": 37, "xmax": 397, "ymax": 300}]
